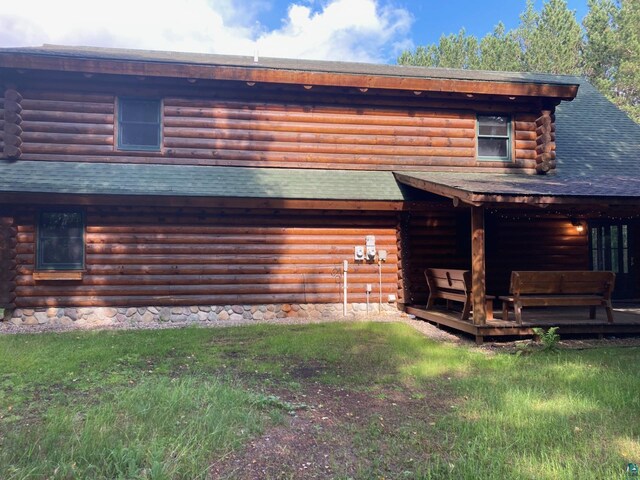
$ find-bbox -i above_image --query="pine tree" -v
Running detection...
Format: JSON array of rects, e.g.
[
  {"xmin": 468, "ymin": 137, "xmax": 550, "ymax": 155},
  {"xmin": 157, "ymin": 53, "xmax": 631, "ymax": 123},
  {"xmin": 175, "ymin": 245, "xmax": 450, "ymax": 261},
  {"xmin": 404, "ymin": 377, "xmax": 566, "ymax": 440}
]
[
  {"xmin": 398, "ymin": 29, "xmax": 480, "ymax": 69},
  {"xmin": 397, "ymin": 0, "xmax": 639, "ymax": 124},
  {"xmin": 615, "ymin": 0, "xmax": 640, "ymax": 122},
  {"xmin": 516, "ymin": 0, "xmax": 540, "ymax": 71},
  {"xmin": 521, "ymin": 0, "xmax": 583, "ymax": 74},
  {"xmin": 582, "ymin": 0, "xmax": 618, "ymax": 90},
  {"xmin": 479, "ymin": 22, "xmax": 522, "ymax": 71}
]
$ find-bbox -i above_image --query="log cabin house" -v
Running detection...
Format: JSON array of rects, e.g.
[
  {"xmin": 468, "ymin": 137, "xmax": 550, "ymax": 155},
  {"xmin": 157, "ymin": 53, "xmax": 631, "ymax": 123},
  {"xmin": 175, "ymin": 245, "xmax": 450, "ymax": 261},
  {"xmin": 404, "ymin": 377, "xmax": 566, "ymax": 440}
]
[{"xmin": 1, "ymin": 45, "xmax": 639, "ymax": 342}]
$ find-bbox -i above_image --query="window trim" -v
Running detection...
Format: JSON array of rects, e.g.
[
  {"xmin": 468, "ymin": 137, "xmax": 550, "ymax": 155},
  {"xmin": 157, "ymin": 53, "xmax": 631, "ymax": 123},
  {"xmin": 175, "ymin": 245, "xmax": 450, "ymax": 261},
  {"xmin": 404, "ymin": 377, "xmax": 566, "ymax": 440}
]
[
  {"xmin": 36, "ymin": 209, "xmax": 86, "ymax": 272},
  {"xmin": 117, "ymin": 97, "xmax": 162, "ymax": 151},
  {"xmin": 476, "ymin": 114, "xmax": 512, "ymax": 162}
]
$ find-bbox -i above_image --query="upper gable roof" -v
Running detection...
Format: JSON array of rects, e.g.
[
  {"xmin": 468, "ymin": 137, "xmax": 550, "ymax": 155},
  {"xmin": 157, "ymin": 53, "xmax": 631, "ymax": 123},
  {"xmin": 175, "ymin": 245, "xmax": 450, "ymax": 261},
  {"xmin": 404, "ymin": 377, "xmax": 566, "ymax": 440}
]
[
  {"xmin": 0, "ymin": 47, "xmax": 637, "ymax": 204},
  {"xmin": 0, "ymin": 44, "xmax": 579, "ymax": 99}
]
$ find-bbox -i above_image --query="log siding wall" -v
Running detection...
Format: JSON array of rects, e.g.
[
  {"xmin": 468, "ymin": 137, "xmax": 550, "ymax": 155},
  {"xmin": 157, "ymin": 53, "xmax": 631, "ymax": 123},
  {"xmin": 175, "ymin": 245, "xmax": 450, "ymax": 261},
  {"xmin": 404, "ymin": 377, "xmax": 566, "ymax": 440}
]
[
  {"xmin": 14, "ymin": 84, "xmax": 547, "ymax": 172},
  {"xmin": 0, "ymin": 217, "xmax": 17, "ymax": 309},
  {"xmin": 13, "ymin": 207, "xmax": 399, "ymax": 308},
  {"xmin": 0, "ymin": 96, "xmax": 4, "ymax": 155},
  {"xmin": 485, "ymin": 215, "xmax": 589, "ymax": 294},
  {"xmin": 404, "ymin": 208, "xmax": 471, "ymax": 304}
]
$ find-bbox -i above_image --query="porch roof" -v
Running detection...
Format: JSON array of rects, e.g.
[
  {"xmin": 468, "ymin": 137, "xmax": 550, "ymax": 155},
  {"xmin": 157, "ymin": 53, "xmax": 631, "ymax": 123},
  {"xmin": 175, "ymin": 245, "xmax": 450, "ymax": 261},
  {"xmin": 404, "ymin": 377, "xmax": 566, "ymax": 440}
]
[{"xmin": 394, "ymin": 171, "xmax": 640, "ymax": 206}]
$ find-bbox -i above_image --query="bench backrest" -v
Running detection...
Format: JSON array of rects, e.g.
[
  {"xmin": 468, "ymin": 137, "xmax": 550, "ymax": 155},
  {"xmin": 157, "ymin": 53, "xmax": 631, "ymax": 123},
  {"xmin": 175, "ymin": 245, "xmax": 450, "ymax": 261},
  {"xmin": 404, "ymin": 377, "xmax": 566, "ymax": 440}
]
[
  {"xmin": 510, "ymin": 271, "xmax": 615, "ymax": 297},
  {"xmin": 425, "ymin": 268, "xmax": 471, "ymax": 294}
]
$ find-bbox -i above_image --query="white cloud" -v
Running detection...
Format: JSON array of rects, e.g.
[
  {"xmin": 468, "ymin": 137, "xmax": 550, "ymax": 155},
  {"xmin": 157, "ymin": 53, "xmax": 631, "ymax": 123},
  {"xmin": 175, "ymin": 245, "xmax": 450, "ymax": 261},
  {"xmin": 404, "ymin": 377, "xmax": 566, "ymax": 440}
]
[{"xmin": 0, "ymin": 0, "xmax": 412, "ymax": 62}]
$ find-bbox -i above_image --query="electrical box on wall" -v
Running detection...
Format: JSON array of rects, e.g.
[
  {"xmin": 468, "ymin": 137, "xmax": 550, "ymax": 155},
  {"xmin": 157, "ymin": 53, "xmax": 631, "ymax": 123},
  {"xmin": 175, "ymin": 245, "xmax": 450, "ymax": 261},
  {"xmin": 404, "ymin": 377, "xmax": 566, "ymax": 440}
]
[
  {"xmin": 354, "ymin": 245, "xmax": 365, "ymax": 261},
  {"xmin": 365, "ymin": 235, "xmax": 376, "ymax": 260}
]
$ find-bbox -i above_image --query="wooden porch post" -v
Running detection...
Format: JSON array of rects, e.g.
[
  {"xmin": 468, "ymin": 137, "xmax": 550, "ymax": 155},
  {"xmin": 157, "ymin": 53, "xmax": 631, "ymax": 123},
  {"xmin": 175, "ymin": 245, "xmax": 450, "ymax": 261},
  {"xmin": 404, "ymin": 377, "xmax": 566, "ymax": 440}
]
[{"xmin": 471, "ymin": 206, "xmax": 486, "ymax": 325}]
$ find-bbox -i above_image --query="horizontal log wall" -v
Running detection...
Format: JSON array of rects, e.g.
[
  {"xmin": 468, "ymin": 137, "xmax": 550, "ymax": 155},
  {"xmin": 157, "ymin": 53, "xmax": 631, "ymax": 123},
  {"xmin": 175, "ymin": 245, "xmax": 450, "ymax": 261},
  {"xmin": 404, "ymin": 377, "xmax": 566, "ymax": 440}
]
[
  {"xmin": 514, "ymin": 113, "xmax": 542, "ymax": 169},
  {"xmin": 0, "ymin": 217, "xmax": 17, "ymax": 309},
  {"xmin": 404, "ymin": 208, "xmax": 471, "ymax": 304},
  {"xmin": 19, "ymin": 92, "xmax": 115, "ymax": 161},
  {"xmin": 13, "ymin": 207, "xmax": 399, "ymax": 308},
  {"xmin": 15, "ymin": 80, "xmax": 546, "ymax": 171},
  {"xmin": 485, "ymin": 214, "xmax": 589, "ymax": 294},
  {"xmin": 0, "ymin": 96, "xmax": 4, "ymax": 155}
]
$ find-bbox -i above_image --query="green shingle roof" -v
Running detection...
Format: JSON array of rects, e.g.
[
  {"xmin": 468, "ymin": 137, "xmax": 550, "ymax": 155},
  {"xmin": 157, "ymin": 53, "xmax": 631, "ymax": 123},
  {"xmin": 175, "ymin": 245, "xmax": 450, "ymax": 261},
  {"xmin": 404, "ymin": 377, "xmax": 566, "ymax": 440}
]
[
  {"xmin": 555, "ymin": 80, "xmax": 640, "ymax": 179},
  {"xmin": 0, "ymin": 161, "xmax": 415, "ymax": 201}
]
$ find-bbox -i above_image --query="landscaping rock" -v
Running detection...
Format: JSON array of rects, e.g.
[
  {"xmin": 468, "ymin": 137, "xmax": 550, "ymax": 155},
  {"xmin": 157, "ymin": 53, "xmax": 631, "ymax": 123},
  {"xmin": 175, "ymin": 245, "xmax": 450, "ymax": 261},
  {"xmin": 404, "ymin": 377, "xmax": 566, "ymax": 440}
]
[
  {"xmin": 231, "ymin": 305, "xmax": 244, "ymax": 314},
  {"xmin": 159, "ymin": 307, "xmax": 171, "ymax": 322}
]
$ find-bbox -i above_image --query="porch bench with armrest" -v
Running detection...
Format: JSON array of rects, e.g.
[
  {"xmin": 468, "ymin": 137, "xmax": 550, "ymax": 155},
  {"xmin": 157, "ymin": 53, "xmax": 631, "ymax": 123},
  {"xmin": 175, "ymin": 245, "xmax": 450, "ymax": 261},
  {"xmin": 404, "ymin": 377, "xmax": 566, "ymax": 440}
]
[
  {"xmin": 424, "ymin": 268, "xmax": 494, "ymax": 321},
  {"xmin": 499, "ymin": 271, "xmax": 616, "ymax": 324}
]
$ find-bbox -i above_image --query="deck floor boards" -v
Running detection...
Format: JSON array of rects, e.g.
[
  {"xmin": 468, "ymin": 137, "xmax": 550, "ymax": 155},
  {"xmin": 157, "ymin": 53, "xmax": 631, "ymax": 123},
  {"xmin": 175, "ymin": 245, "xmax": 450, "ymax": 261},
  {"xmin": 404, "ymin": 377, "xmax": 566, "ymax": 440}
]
[{"xmin": 406, "ymin": 303, "xmax": 640, "ymax": 341}]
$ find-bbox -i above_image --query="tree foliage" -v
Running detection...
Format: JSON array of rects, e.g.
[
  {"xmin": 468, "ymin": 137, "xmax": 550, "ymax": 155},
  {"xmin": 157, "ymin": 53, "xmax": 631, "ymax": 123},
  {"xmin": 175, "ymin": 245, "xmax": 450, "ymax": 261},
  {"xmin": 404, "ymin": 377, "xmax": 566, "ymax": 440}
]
[{"xmin": 398, "ymin": 0, "xmax": 640, "ymax": 124}]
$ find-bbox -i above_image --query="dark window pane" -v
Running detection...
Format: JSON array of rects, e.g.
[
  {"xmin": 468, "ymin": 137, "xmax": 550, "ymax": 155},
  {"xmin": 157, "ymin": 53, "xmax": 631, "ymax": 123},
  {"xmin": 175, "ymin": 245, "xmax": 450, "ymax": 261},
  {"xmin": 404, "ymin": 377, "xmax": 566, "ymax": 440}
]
[
  {"xmin": 623, "ymin": 249, "xmax": 629, "ymax": 274},
  {"xmin": 41, "ymin": 212, "xmax": 83, "ymax": 234},
  {"xmin": 478, "ymin": 115, "xmax": 508, "ymax": 136},
  {"xmin": 38, "ymin": 212, "xmax": 84, "ymax": 270},
  {"xmin": 42, "ymin": 238, "xmax": 82, "ymax": 264},
  {"xmin": 121, "ymin": 123, "xmax": 160, "ymax": 147},
  {"xmin": 478, "ymin": 137, "xmax": 508, "ymax": 157},
  {"xmin": 119, "ymin": 99, "xmax": 161, "ymax": 150},
  {"xmin": 120, "ymin": 100, "xmax": 159, "ymax": 123}
]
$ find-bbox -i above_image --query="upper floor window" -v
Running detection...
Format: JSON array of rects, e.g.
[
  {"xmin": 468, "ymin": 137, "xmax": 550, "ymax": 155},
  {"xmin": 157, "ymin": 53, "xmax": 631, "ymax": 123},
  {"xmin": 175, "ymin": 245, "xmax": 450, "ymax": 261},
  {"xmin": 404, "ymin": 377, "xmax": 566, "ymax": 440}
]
[
  {"xmin": 477, "ymin": 115, "xmax": 511, "ymax": 161},
  {"xmin": 118, "ymin": 98, "xmax": 161, "ymax": 151},
  {"xmin": 37, "ymin": 211, "xmax": 85, "ymax": 271}
]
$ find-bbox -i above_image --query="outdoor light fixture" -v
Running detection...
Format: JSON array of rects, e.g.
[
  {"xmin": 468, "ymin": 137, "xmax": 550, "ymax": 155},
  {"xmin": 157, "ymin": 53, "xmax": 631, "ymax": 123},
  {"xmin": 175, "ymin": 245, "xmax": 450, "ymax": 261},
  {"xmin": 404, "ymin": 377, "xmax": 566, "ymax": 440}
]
[{"xmin": 571, "ymin": 219, "xmax": 585, "ymax": 233}]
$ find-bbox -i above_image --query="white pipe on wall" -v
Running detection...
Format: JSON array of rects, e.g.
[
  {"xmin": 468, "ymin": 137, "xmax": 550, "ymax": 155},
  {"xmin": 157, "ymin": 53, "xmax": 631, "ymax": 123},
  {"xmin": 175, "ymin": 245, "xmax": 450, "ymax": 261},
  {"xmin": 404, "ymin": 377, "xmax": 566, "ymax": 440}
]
[{"xmin": 343, "ymin": 260, "xmax": 348, "ymax": 316}]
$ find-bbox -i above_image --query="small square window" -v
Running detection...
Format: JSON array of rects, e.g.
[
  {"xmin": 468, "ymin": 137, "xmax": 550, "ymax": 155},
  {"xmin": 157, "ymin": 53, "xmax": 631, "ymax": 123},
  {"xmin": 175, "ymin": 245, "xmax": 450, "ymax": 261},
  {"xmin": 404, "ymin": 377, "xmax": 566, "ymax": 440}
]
[
  {"xmin": 118, "ymin": 98, "xmax": 161, "ymax": 151},
  {"xmin": 37, "ymin": 211, "xmax": 85, "ymax": 271},
  {"xmin": 477, "ymin": 115, "xmax": 511, "ymax": 161}
]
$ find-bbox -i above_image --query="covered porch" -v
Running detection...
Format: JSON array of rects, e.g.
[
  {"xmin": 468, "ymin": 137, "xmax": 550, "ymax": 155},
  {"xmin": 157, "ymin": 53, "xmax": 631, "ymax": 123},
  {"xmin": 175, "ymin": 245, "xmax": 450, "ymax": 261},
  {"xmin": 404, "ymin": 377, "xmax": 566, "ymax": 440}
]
[{"xmin": 395, "ymin": 171, "xmax": 640, "ymax": 343}]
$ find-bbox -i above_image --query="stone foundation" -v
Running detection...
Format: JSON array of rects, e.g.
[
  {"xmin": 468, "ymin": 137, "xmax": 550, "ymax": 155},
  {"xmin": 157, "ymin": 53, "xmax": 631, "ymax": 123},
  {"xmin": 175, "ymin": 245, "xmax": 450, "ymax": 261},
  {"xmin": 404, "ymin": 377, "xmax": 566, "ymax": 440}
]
[{"xmin": 4, "ymin": 303, "xmax": 400, "ymax": 327}]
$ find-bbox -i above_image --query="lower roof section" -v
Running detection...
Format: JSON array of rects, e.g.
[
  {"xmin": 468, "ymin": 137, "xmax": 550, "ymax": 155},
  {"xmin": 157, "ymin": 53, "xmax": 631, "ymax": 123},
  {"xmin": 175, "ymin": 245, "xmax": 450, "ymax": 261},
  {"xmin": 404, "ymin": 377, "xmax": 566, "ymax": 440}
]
[
  {"xmin": 4, "ymin": 160, "xmax": 640, "ymax": 209},
  {"xmin": 395, "ymin": 171, "xmax": 640, "ymax": 206},
  {"xmin": 0, "ymin": 160, "xmax": 419, "ymax": 202}
]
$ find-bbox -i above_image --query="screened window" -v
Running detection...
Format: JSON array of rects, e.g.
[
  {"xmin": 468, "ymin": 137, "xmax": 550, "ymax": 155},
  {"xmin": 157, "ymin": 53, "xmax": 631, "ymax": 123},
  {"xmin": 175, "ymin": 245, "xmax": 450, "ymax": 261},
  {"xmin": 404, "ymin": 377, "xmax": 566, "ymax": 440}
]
[
  {"xmin": 37, "ymin": 211, "xmax": 85, "ymax": 270},
  {"xmin": 477, "ymin": 115, "xmax": 511, "ymax": 161},
  {"xmin": 118, "ymin": 98, "xmax": 161, "ymax": 150}
]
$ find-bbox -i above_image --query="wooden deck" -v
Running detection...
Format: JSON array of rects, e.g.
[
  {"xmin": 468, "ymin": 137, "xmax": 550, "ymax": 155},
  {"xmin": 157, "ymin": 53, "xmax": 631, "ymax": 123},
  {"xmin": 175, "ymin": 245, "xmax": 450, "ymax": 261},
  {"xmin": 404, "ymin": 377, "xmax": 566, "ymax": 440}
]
[{"xmin": 406, "ymin": 303, "xmax": 640, "ymax": 344}]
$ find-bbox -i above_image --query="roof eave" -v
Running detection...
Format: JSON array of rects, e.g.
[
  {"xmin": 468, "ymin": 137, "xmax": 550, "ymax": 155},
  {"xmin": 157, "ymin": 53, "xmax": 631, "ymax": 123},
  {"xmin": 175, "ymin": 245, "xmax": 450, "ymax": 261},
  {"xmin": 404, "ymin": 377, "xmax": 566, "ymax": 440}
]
[{"xmin": 0, "ymin": 51, "xmax": 579, "ymax": 100}]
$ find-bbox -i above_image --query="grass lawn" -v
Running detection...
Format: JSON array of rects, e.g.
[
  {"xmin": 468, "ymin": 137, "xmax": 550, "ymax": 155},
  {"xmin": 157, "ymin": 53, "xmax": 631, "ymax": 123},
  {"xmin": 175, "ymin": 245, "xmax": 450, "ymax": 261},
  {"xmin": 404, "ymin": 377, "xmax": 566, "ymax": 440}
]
[{"xmin": 1, "ymin": 322, "xmax": 639, "ymax": 479}]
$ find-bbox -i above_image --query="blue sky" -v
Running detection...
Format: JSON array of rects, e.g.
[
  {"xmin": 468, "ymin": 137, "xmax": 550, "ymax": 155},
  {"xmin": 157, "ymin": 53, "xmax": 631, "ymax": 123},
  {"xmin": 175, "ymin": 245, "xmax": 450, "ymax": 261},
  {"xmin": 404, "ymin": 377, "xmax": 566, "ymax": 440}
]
[
  {"xmin": 0, "ymin": 0, "xmax": 590, "ymax": 64},
  {"xmin": 403, "ymin": 0, "xmax": 589, "ymax": 45},
  {"xmin": 255, "ymin": 0, "xmax": 589, "ymax": 46}
]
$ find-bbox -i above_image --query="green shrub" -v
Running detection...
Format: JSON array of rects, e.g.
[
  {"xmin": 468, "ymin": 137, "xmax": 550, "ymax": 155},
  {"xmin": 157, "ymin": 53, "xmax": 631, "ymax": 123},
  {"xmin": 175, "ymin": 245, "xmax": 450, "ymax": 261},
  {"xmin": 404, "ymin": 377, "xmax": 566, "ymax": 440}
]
[{"xmin": 532, "ymin": 327, "xmax": 561, "ymax": 352}]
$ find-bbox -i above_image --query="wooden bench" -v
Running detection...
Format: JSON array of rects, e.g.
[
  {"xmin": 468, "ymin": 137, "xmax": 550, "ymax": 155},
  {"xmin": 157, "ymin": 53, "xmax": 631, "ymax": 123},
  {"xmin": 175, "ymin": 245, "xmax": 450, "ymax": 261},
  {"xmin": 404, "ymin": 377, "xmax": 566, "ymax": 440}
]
[
  {"xmin": 424, "ymin": 268, "xmax": 493, "ymax": 321},
  {"xmin": 499, "ymin": 271, "xmax": 616, "ymax": 324}
]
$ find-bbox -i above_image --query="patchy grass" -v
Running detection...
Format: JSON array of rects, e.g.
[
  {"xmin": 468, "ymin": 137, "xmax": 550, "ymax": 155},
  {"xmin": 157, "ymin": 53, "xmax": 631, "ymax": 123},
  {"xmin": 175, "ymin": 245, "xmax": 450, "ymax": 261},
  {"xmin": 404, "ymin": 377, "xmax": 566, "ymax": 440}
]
[{"xmin": 1, "ymin": 322, "xmax": 639, "ymax": 479}]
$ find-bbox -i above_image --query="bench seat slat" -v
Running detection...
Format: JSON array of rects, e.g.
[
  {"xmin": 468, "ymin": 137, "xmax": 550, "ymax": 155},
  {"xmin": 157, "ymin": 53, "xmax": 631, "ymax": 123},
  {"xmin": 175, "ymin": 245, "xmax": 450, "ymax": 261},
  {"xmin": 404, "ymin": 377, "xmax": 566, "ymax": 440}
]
[{"xmin": 502, "ymin": 270, "xmax": 615, "ymax": 324}]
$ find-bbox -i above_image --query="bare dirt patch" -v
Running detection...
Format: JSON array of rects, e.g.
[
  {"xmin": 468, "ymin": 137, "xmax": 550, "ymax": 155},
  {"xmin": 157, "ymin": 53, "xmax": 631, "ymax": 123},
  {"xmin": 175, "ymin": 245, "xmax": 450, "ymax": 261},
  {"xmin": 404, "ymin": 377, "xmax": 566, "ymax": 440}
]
[{"xmin": 210, "ymin": 381, "xmax": 453, "ymax": 479}]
